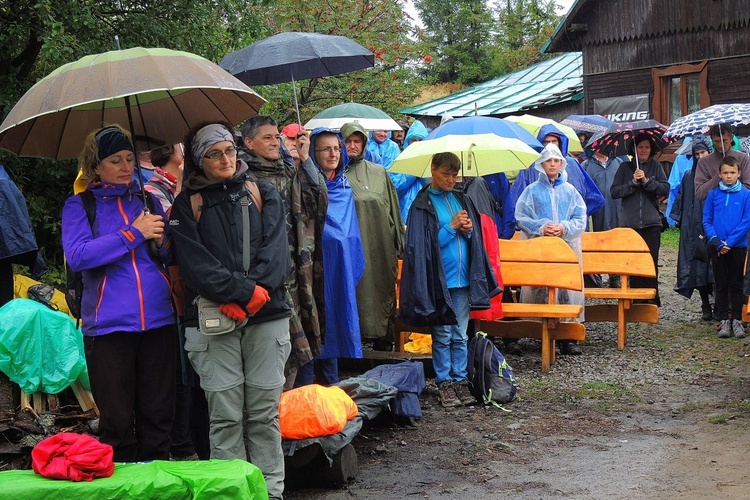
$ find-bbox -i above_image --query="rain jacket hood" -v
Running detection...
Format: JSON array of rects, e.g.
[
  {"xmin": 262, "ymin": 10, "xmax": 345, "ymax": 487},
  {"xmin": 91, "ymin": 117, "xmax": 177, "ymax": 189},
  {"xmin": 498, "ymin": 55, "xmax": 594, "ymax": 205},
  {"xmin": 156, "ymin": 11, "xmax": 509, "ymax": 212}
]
[
  {"xmin": 341, "ymin": 122, "xmax": 368, "ymax": 164},
  {"xmin": 533, "ymin": 143, "xmax": 569, "ymax": 185},
  {"xmin": 537, "ymin": 124, "xmax": 569, "ymax": 156},
  {"xmin": 310, "ymin": 127, "xmax": 349, "ymax": 179},
  {"xmin": 366, "ymin": 130, "xmax": 400, "ymax": 168},
  {"xmin": 403, "ymin": 120, "xmax": 429, "ymax": 148}
]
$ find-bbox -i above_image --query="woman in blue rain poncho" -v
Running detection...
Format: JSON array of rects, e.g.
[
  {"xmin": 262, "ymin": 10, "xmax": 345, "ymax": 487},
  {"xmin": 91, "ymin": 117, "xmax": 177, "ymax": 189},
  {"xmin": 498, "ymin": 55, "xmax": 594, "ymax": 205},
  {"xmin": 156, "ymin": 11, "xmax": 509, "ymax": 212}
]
[
  {"xmin": 515, "ymin": 144, "xmax": 587, "ymax": 354},
  {"xmin": 295, "ymin": 127, "xmax": 365, "ymax": 386}
]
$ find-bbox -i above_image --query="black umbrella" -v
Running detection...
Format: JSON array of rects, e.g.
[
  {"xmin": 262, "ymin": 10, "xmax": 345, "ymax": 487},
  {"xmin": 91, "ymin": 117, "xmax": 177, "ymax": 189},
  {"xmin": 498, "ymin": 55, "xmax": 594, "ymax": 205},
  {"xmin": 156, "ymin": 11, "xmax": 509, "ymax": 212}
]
[{"xmin": 220, "ymin": 32, "xmax": 374, "ymax": 123}]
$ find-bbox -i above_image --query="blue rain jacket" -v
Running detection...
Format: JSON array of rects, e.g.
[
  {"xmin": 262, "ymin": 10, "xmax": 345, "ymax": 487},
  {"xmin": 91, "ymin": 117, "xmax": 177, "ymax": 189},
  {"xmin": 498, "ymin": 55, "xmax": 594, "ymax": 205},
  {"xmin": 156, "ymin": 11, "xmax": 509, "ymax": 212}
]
[{"xmin": 310, "ymin": 128, "xmax": 365, "ymax": 358}]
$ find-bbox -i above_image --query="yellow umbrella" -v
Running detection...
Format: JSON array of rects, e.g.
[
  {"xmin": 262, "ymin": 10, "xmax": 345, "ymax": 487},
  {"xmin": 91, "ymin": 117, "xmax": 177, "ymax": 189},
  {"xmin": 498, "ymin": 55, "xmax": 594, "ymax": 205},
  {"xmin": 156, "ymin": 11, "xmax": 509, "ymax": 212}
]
[
  {"xmin": 389, "ymin": 133, "xmax": 540, "ymax": 180},
  {"xmin": 506, "ymin": 114, "xmax": 583, "ymax": 152}
]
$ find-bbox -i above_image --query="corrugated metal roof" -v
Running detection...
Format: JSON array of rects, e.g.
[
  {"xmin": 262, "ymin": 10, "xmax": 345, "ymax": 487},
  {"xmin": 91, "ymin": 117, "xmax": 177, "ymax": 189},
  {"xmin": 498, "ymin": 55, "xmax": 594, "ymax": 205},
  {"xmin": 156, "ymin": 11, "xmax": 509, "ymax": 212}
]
[{"xmin": 400, "ymin": 52, "xmax": 582, "ymax": 118}]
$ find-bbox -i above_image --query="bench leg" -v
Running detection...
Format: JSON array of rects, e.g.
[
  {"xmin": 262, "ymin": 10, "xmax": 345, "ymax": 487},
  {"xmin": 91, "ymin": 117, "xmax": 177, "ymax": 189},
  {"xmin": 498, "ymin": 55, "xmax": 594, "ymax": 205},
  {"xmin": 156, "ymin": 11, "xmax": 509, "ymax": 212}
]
[
  {"xmin": 617, "ymin": 301, "xmax": 628, "ymax": 350},
  {"xmin": 396, "ymin": 331, "xmax": 406, "ymax": 353},
  {"xmin": 541, "ymin": 321, "xmax": 552, "ymax": 373}
]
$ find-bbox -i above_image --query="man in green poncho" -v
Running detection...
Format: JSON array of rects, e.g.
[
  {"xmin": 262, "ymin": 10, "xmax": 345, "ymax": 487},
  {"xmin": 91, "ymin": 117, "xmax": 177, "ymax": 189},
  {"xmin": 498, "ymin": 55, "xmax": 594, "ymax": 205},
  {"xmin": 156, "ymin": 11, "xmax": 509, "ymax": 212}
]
[{"xmin": 341, "ymin": 122, "xmax": 405, "ymax": 351}]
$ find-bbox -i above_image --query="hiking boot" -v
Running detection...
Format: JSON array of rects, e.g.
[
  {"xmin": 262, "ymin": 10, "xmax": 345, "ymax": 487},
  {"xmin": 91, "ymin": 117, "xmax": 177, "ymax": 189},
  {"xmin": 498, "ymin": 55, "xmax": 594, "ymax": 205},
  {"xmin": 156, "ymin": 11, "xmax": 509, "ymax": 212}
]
[
  {"xmin": 438, "ymin": 382, "xmax": 461, "ymax": 408},
  {"xmin": 701, "ymin": 303, "xmax": 713, "ymax": 321},
  {"xmin": 718, "ymin": 320, "xmax": 732, "ymax": 338},
  {"xmin": 453, "ymin": 380, "xmax": 476, "ymax": 406},
  {"xmin": 559, "ymin": 340, "xmax": 582, "ymax": 355},
  {"xmin": 732, "ymin": 319, "xmax": 747, "ymax": 338},
  {"xmin": 503, "ymin": 338, "xmax": 523, "ymax": 355}
]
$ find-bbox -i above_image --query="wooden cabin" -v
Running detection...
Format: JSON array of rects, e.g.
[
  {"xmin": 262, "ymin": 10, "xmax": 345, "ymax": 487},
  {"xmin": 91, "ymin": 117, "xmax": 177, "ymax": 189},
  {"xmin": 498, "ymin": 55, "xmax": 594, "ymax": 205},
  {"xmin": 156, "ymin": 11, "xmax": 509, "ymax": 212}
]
[{"xmin": 544, "ymin": 0, "xmax": 750, "ymax": 127}]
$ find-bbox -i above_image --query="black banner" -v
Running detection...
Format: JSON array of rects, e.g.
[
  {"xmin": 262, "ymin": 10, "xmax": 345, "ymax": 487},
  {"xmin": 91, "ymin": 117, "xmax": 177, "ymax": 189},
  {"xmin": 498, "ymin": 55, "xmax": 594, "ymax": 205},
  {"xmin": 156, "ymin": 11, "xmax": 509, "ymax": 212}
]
[{"xmin": 593, "ymin": 94, "xmax": 650, "ymax": 122}]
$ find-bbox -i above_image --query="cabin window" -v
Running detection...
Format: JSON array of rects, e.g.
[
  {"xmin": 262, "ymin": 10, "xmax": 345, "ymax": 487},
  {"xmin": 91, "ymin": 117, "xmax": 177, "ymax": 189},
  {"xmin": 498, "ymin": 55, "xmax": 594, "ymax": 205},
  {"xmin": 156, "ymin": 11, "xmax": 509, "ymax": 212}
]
[{"xmin": 652, "ymin": 62, "xmax": 709, "ymax": 124}]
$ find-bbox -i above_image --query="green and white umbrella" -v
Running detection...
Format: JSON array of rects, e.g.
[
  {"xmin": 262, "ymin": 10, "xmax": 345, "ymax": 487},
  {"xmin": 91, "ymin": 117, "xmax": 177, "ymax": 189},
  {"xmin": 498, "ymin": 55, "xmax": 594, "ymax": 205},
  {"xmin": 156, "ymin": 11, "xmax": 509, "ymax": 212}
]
[
  {"xmin": 389, "ymin": 133, "xmax": 541, "ymax": 179},
  {"xmin": 0, "ymin": 47, "xmax": 265, "ymax": 159},
  {"xmin": 304, "ymin": 102, "xmax": 400, "ymax": 131}
]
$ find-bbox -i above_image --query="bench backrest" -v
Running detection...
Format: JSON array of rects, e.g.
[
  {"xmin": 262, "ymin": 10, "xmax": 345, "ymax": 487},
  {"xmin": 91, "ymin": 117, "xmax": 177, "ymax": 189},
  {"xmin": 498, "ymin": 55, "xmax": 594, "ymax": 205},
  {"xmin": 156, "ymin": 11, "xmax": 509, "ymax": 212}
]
[
  {"xmin": 581, "ymin": 228, "xmax": 656, "ymax": 278},
  {"xmin": 499, "ymin": 237, "xmax": 583, "ymax": 292}
]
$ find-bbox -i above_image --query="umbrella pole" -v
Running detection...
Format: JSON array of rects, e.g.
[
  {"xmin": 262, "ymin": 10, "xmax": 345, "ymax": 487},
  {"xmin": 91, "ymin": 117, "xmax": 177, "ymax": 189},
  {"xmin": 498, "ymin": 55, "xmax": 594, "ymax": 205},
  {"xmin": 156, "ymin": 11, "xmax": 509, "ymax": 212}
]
[
  {"xmin": 124, "ymin": 95, "xmax": 149, "ymax": 211},
  {"xmin": 292, "ymin": 72, "xmax": 302, "ymax": 126}
]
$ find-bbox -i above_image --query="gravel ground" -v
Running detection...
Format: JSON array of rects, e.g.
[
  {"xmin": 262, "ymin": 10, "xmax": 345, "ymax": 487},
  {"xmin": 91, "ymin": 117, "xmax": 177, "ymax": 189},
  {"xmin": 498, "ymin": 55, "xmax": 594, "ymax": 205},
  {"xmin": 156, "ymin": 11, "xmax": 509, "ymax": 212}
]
[{"xmin": 287, "ymin": 241, "xmax": 750, "ymax": 499}]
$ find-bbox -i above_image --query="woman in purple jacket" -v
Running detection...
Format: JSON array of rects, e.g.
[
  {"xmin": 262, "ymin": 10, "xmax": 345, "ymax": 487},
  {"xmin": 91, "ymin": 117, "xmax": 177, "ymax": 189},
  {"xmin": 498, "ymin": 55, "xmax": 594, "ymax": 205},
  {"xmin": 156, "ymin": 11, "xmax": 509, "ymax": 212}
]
[{"xmin": 62, "ymin": 125, "xmax": 177, "ymax": 462}]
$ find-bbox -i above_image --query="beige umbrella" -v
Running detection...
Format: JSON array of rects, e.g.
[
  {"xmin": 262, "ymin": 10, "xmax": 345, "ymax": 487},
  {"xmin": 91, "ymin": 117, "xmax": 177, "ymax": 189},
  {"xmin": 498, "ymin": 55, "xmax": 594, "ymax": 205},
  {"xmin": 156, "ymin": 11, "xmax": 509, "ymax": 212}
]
[{"xmin": 0, "ymin": 47, "xmax": 265, "ymax": 160}]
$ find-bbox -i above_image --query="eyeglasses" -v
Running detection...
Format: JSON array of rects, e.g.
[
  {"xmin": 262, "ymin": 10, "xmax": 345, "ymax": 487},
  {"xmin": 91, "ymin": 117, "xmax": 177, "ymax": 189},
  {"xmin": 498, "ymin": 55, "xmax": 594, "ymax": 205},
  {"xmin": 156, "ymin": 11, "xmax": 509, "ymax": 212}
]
[
  {"xmin": 204, "ymin": 146, "xmax": 237, "ymax": 161},
  {"xmin": 315, "ymin": 146, "xmax": 341, "ymax": 155}
]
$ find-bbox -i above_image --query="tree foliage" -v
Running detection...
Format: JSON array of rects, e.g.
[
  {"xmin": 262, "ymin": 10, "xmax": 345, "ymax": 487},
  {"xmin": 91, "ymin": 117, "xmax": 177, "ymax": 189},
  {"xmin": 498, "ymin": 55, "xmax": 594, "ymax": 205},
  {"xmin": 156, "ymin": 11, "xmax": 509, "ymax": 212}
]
[
  {"xmin": 0, "ymin": 0, "xmax": 268, "ymax": 270},
  {"xmin": 490, "ymin": 0, "xmax": 561, "ymax": 75},
  {"xmin": 414, "ymin": 0, "xmax": 494, "ymax": 85},
  {"xmin": 415, "ymin": 0, "xmax": 561, "ymax": 84}
]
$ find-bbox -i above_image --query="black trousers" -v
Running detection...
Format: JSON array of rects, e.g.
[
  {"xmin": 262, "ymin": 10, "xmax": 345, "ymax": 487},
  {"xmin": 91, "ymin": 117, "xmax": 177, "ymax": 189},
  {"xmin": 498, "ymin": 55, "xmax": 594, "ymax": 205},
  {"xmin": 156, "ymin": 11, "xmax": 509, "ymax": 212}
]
[
  {"xmin": 711, "ymin": 247, "xmax": 747, "ymax": 320},
  {"xmin": 632, "ymin": 226, "xmax": 662, "ymax": 304},
  {"xmin": 84, "ymin": 324, "xmax": 177, "ymax": 462}
]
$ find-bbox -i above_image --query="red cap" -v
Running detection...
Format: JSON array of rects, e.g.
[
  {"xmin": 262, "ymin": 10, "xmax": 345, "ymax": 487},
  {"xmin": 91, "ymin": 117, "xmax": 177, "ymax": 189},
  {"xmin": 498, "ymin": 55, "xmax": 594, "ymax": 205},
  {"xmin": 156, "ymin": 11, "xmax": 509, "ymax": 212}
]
[{"xmin": 281, "ymin": 123, "xmax": 306, "ymax": 138}]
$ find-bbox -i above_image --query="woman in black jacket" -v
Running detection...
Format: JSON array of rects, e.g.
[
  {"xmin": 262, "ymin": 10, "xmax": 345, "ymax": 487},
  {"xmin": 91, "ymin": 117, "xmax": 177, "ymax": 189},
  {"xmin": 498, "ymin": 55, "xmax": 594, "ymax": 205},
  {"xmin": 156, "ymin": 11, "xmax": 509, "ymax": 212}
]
[
  {"xmin": 170, "ymin": 122, "xmax": 292, "ymax": 500},
  {"xmin": 610, "ymin": 133, "xmax": 670, "ymax": 306}
]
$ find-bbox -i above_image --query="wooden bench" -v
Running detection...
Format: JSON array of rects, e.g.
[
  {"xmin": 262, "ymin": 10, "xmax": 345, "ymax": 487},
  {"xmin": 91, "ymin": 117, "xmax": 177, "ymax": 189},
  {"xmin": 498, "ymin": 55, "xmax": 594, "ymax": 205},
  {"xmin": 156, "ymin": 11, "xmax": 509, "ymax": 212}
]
[
  {"xmin": 478, "ymin": 237, "xmax": 585, "ymax": 373},
  {"xmin": 394, "ymin": 260, "xmax": 432, "ymax": 353},
  {"xmin": 395, "ymin": 237, "xmax": 585, "ymax": 373},
  {"xmin": 581, "ymin": 228, "xmax": 659, "ymax": 350}
]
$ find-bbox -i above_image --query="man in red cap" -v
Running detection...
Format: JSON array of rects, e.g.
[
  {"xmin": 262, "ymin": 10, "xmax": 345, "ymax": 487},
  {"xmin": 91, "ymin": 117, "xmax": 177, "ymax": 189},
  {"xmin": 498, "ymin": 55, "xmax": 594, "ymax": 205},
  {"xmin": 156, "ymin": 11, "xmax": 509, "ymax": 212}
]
[{"xmin": 280, "ymin": 123, "xmax": 307, "ymax": 168}]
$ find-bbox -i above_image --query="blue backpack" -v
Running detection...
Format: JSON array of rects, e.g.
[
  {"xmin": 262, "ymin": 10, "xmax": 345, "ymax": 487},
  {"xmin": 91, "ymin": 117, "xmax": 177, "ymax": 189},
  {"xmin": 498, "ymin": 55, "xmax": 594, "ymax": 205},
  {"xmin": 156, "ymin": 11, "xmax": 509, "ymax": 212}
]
[{"xmin": 467, "ymin": 332, "xmax": 517, "ymax": 407}]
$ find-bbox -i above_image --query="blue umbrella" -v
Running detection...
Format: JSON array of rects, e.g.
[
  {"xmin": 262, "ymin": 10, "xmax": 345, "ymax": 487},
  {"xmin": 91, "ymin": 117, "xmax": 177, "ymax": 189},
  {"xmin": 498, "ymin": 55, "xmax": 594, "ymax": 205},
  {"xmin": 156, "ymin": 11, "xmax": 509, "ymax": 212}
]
[
  {"xmin": 425, "ymin": 116, "xmax": 543, "ymax": 151},
  {"xmin": 561, "ymin": 114, "xmax": 614, "ymax": 135}
]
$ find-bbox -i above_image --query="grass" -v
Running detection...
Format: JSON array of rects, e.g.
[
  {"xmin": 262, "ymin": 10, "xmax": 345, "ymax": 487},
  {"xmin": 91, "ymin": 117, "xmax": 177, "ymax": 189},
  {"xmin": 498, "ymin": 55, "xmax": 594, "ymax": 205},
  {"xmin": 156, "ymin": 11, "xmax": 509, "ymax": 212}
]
[
  {"xmin": 661, "ymin": 227, "xmax": 680, "ymax": 249},
  {"xmin": 576, "ymin": 381, "xmax": 630, "ymax": 399},
  {"xmin": 707, "ymin": 401, "xmax": 750, "ymax": 424}
]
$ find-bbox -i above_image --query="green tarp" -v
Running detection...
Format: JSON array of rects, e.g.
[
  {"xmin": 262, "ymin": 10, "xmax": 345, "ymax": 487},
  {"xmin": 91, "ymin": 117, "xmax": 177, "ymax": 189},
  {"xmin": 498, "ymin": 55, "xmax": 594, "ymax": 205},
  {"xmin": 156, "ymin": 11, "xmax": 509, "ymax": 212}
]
[
  {"xmin": 0, "ymin": 459, "xmax": 267, "ymax": 499},
  {"xmin": 0, "ymin": 298, "xmax": 89, "ymax": 394}
]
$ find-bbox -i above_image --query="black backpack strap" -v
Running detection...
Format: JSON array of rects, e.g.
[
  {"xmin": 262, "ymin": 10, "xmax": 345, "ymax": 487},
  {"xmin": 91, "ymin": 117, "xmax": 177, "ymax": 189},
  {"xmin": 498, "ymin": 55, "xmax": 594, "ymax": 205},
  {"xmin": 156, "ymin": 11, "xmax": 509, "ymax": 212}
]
[{"xmin": 79, "ymin": 190, "xmax": 97, "ymax": 234}]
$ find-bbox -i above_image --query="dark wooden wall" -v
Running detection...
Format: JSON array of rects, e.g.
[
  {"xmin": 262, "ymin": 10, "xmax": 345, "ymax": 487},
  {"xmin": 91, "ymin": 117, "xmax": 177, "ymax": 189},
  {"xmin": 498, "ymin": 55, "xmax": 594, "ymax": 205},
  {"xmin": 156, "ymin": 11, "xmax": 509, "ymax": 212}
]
[
  {"xmin": 582, "ymin": 25, "xmax": 750, "ymax": 75},
  {"xmin": 582, "ymin": 55, "xmax": 750, "ymax": 114},
  {"xmin": 552, "ymin": 0, "xmax": 750, "ymax": 52}
]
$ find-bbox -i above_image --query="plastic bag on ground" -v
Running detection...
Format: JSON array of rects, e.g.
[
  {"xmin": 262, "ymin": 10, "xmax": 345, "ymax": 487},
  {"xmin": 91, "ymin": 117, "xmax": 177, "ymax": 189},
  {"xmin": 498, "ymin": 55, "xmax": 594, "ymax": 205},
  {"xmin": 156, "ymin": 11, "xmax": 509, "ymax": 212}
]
[
  {"xmin": 403, "ymin": 332, "xmax": 432, "ymax": 354},
  {"xmin": 0, "ymin": 298, "xmax": 88, "ymax": 394},
  {"xmin": 280, "ymin": 384, "xmax": 358, "ymax": 440}
]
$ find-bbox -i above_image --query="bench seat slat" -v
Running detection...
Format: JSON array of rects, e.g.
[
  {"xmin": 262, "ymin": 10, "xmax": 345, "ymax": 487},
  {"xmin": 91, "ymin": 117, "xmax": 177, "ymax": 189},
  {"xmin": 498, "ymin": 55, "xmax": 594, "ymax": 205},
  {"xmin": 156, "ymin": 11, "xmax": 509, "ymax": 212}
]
[
  {"xmin": 585, "ymin": 303, "xmax": 659, "ymax": 324},
  {"xmin": 581, "ymin": 228, "xmax": 650, "ymax": 252},
  {"xmin": 585, "ymin": 288, "xmax": 657, "ymax": 300},
  {"xmin": 582, "ymin": 252, "xmax": 656, "ymax": 276},
  {"xmin": 479, "ymin": 320, "xmax": 585, "ymax": 341},
  {"xmin": 501, "ymin": 303, "xmax": 583, "ymax": 318}
]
